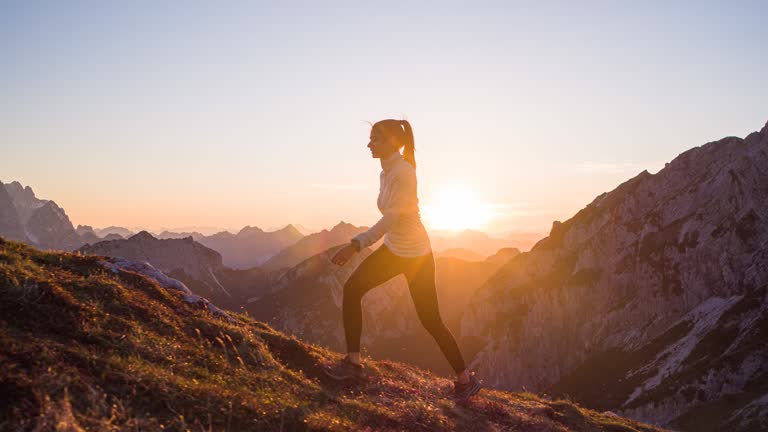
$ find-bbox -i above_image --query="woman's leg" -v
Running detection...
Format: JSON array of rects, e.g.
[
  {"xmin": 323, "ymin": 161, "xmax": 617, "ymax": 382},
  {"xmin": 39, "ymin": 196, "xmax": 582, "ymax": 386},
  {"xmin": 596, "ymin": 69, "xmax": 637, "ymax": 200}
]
[
  {"xmin": 343, "ymin": 244, "xmax": 404, "ymax": 362},
  {"xmin": 405, "ymin": 253, "xmax": 468, "ymax": 379}
]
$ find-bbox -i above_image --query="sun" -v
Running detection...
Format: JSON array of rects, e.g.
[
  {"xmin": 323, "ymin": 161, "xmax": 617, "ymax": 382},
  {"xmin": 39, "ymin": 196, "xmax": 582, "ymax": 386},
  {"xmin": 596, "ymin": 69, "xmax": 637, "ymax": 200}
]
[{"xmin": 421, "ymin": 183, "xmax": 494, "ymax": 232}]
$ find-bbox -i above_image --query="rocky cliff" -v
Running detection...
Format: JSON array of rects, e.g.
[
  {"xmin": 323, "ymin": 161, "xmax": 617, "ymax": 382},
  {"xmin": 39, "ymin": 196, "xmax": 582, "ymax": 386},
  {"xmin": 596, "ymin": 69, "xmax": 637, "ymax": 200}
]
[
  {"xmin": 0, "ymin": 181, "xmax": 83, "ymax": 250},
  {"xmin": 0, "ymin": 183, "xmax": 27, "ymax": 243},
  {"xmin": 460, "ymin": 121, "xmax": 768, "ymax": 431}
]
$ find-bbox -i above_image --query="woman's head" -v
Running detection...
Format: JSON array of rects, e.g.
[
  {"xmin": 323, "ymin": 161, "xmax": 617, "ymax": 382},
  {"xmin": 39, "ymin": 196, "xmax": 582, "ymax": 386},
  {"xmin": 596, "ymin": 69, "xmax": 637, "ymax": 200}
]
[{"xmin": 367, "ymin": 119, "xmax": 416, "ymax": 168}]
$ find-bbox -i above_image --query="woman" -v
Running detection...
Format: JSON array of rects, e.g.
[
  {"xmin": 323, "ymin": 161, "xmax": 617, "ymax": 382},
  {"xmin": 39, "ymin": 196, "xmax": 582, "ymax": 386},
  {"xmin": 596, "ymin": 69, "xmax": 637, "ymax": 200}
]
[{"xmin": 322, "ymin": 119, "xmax": 482, "ymax": 402}]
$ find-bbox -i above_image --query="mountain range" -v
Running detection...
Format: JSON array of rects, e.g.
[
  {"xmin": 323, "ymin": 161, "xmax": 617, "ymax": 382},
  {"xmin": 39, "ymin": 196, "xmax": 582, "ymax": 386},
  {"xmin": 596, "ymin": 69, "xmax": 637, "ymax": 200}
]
[{"xmin": 2, "ymin": 120, "xmax": 766, "ymax": 430}]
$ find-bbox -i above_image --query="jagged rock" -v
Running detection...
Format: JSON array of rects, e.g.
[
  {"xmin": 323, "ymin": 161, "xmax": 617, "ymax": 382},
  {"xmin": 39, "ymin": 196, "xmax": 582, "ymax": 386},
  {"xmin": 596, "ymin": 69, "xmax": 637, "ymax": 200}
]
[
  {"xmin": 0, "ymin": 182, "xmax": 27, "ymax": 242},
  {"xmin": 26, "ymin": 201, "xmax": 82, "ymax": 250},
  {"xmin": 98, "ymin": 256, "xmax": 234, "ymax": 322},
  {"xmin": 460, "ymin": 121, "xmax": 768, "ymax": 431},
  {"xmin": 3, "ymin": 181, "xmax": 45, "ymax": 224},
  {"xmin": 75, "ymin": 225, "xmax": 95, "ymax": 236}
]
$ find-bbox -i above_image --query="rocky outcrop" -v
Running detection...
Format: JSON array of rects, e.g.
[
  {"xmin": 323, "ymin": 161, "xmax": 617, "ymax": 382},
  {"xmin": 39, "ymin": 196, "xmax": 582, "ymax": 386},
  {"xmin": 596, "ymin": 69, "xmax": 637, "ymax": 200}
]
[
  {"xmin": 1, "ymin": 181, "xmax": 86, "ymax": 250},
  {"xmin": 26, "ymin": 201, "xmax": 82, "ymax": 250},
  {"xmin": 460, "ymin": 121, "xmax": 768, "ymax": 431},
  {"xmin": 0, "ymin": 183, "xmax": 27, "ymax": 242},
  {"xmin": 98, "ymin": 256, "xmax": 234, "ymax": 322},
  {"xmin": 79, "ymin": 231, "xmax": 226, "ymax": 296},
  {"xmin": 3, "ymin": 181, "xmax": 46, "ymax": 224}
]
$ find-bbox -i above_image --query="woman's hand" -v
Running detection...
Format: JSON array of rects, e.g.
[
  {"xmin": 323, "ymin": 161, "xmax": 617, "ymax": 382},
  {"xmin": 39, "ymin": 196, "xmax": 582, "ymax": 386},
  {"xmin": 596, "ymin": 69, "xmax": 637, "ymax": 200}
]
[{"xmin": 331, "ymin": 243, "xmax": 358, "ymax": 266}]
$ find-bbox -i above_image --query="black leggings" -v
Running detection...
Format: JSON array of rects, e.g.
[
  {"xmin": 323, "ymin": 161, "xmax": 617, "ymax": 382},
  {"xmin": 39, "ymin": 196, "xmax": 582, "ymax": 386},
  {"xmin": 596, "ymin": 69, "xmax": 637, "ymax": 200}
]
[{"xmin": 342, "ymin": 243, "xmax": 467, "ymax": 374}]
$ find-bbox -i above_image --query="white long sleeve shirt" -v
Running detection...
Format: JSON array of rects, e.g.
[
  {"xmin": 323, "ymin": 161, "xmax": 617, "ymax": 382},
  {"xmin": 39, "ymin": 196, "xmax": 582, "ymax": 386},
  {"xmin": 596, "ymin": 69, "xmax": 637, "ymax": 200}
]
[{"xmin": 351, "ymin": 151, "xmax": 433, "ymax": 257}]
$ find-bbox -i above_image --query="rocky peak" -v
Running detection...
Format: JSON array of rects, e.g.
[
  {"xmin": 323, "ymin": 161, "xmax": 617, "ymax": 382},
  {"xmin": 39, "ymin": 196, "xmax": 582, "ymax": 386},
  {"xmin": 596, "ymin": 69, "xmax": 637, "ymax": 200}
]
[
  {"xmin": 461, "ymin": 120, "xmax": 768, "ymax": 430},
  {"xmin": 329, "ymin": 221, "xmax": 358, "ymax": 235},
  {"xmin": 3, "ymin": 180, "xmax": 47, "ymax": 224},
  {"xmin": 129, "ymin": 230, "xmax": 157, "ymax": 241},
  {"xmin": 0, "ymin": 183, "xmax": 27, "ymax": 242},
  {"xmin": 276, "ymin": 224, "xmax": 303, "ymax": 236},
  {"xmin": 25, "ymin": 200, "xmax": 80, "ymax": 250},
  {"xmin": 3, "ymin": 181, "xmax": 37, "ymax": 202},
  {"xmin": 76, "ymin": 225, "xmax": 96, "ymax": 236},
  {"xmin": 237, "ymin": 226, "xmax": 265, "ymax": 237}
]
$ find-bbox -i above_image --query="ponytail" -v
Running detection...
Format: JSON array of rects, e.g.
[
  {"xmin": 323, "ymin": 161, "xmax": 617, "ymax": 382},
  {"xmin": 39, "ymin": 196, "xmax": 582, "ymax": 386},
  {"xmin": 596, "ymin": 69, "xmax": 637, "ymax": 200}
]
[
  {"xmin": 400, "ymin": 120, "xmax": 416, "ymax": 169},
  {"xmin": 371, "ymin": 118, "xmax": 417, "ymax": 169}
]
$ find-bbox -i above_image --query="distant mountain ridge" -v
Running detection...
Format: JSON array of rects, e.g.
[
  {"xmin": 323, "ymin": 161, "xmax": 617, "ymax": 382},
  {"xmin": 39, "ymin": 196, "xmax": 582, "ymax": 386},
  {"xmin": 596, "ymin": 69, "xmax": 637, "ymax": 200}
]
[
  {"xmin": 258, "ymin": 221, "xmax": 368, "ymax": 271},
  {"xmin": 198, "ymin": 224, "xmax": 305, "ymax": 269}
]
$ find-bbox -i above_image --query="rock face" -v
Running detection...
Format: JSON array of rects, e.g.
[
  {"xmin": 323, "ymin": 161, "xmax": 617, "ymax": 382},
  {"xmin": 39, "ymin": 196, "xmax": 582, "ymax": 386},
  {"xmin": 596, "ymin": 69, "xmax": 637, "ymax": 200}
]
[
  {"xmin": 0, "ymin": 181, "xmax": 84, "ymax": 250},
  {"xmin": 3, "ymin": 181, "xmax": 46, "ymax": 224},
  {"xmin": 79, "ymin": 231, "xmax": 225, "ymax": 293},
  {"xmin": 26, "ymin": 201, "xmax": 82, "ymax": 251},
  {"xmin": 0, "ymin": 183, "xmax": 27, "ymax": 242},
  {"xmin": 460, "ymin": 121, "xmax": 768, "ymax": 431},
  {"xmin": 198, "ymin": 224, "xmax": 304, "ymax": 269},
  {"xmin": 78, "ymin": 231, "xmax": 272, "ymax": 311}
]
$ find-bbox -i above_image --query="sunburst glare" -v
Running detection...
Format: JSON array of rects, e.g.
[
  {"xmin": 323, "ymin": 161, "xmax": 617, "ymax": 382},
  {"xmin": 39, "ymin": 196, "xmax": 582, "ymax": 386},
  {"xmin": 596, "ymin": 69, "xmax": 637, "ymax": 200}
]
[{"xmin": 421, "ymin": 183, "xmax": 494, "ymax": 231}]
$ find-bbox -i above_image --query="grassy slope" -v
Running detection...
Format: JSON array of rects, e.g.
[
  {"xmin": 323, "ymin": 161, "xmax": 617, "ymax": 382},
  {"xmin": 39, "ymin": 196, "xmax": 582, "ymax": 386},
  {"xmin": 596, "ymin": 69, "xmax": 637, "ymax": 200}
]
[{"xmin": 0, "ymin": 237, "xmax": 667, "ymax": 431}]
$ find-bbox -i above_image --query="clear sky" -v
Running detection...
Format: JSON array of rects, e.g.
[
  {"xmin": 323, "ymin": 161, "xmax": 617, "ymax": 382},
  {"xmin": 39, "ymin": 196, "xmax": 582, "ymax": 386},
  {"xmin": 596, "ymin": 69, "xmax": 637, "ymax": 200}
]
[{"xmin": 2, "ymin": 1, "xmax": 766, "ymax": 235}]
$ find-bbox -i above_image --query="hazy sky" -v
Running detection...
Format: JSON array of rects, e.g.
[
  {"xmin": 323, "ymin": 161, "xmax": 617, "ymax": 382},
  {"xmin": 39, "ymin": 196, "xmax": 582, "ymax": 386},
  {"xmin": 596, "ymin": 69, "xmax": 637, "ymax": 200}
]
[{"xmin": 2, "ymin": 1, "xmax": 766, "ymax": 235}]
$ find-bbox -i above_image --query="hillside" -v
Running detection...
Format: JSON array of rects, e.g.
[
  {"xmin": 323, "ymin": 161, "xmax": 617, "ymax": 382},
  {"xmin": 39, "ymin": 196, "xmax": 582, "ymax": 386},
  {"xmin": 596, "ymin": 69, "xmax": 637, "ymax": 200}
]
[{"xmin": 0, "ymin": 237, "xmax": 665, "ymax": 431}]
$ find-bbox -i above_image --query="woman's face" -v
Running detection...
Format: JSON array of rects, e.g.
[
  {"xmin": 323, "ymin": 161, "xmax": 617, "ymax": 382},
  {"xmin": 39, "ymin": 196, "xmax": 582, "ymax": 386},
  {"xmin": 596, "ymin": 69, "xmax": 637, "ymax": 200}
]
[{"xmin": 367, "ymin": 128, "xmax": 398, "ymax": 159}]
